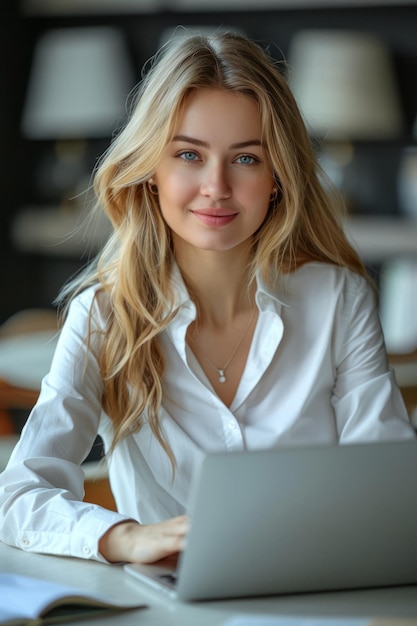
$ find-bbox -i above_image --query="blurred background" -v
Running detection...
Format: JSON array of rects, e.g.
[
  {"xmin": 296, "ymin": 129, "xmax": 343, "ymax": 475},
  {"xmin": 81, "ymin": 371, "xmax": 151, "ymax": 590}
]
[
  {"xmin": 1, "ymin": 0, "xmax": 417, "ymax": 354},
  {"xmin": 0, "ymin": 0, "xmax": 416, "ymax": 481}
]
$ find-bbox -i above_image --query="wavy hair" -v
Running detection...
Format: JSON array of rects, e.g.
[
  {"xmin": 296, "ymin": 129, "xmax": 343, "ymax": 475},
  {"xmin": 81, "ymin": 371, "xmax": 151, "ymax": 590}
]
[{"xmin": 59, "ymin": 31, "xmax": 367, "ymax": 464}]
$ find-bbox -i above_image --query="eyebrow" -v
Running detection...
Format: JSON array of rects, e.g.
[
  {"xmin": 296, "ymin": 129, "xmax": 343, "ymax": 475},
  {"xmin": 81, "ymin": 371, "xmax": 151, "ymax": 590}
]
[{"xmin": 171, "ymin": 135, "xmax": 263, "ymax": 150}]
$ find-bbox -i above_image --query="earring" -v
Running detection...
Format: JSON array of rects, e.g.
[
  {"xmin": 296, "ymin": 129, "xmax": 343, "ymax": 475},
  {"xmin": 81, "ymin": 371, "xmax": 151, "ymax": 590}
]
[
  {"xmin": 270, "ymin": 188, "xmax": 278, "ymax": 202},
  {"xmin": 147, "ymin": 179, "xmax": 159, "ymax": 195},
  {"xmin": 270, "ymin": 181, "xmax": 283, "ymax": 206}
]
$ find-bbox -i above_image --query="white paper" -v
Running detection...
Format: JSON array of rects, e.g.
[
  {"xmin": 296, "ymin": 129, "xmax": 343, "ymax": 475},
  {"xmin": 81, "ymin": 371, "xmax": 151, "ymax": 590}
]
[{"xmin": 223, "ymin": 617, "xmax": 370, "ymax": 626}]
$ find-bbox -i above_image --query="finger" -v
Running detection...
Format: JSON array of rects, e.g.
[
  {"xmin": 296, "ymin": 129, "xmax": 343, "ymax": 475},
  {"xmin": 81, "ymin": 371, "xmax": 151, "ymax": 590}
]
[
  {"xmin": 133, "ymin": 532, "xmax": 185, "ymax": 563},
  {"xmin": 129, "ymin": 516, "xmax": 189, "ymax": 563}
]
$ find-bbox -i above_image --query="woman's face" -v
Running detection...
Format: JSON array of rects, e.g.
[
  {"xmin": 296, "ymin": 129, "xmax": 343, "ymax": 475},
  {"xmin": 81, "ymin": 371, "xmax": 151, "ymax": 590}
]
[{"xmin": 153, "ymin": 88, "xmax": 276, "ymax": 256}]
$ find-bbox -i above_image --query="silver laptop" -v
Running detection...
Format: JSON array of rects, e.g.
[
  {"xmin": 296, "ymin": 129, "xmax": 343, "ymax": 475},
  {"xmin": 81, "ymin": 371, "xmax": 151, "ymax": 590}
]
[{"xmin": 124, "ymin": 440, "xmax": 417, "ymax": 602}]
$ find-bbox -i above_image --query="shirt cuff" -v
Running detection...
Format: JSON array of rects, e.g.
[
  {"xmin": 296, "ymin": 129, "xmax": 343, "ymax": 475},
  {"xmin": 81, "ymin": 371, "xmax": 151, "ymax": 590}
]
[{"xmin": 71, "ymin": 506, "xmax": 135, "ymax": 562}]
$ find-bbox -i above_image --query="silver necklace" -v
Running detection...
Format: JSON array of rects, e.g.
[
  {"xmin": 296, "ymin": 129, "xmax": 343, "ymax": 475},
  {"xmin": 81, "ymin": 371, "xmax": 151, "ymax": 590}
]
[{"xmin": 188, "ymin": 309, "xmax": 256, "ymax": 384}]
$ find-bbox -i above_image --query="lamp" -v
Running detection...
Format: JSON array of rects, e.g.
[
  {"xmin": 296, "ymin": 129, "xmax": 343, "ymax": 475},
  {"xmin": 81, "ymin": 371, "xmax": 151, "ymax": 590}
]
[
  {"xmin": 22, "ymin": 26, "xmax": 133, "ymax": 140},
  {"xmin": 287, "ymin": 30, "xmax": 404, "ymax": 213},
  {"xmin": 20, "ymin": 25, "xmax": 134, "ymax": 203},
  {"xmin": 288, "ymin": 29, "xmax": 403, "ymax": 141},
  {"xmin": 16, "ymin": 27, "xmax": 133, "ymax": 257}
]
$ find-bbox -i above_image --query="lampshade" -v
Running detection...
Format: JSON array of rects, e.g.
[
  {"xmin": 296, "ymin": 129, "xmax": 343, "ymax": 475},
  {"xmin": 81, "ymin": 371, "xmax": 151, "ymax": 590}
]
[
  {"xmin": 21, "ymin": 26, "xmax": 134, "ymax": 139},
  {"xmin": 288, "ymin": 30, "xmax": 404, "ymax": 140}
]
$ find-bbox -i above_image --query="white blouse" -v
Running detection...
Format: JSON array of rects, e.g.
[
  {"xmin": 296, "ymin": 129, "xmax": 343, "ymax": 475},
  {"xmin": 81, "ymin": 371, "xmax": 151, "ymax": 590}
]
[{"xmin": 0, "ymin": 262, "xmax": 414, "ymax": 561}]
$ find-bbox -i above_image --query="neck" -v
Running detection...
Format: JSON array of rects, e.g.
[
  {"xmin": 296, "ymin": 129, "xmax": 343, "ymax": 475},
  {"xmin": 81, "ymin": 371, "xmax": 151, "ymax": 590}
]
[{"xmin": 175, "ymin": 245, "xmax": 255, "ymax": 327}]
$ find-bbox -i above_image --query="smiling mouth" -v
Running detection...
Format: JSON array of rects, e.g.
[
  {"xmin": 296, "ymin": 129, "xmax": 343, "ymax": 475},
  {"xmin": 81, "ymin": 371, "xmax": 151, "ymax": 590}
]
[{"xmin": 191, "ymin": 209, "xmax": 238, "ymax": 226}]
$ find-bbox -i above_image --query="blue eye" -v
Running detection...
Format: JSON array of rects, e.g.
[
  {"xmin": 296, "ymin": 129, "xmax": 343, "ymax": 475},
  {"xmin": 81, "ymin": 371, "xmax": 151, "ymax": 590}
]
[
  {"xmin": 236, "ymin": 155, "xmax": 258, "ymax": 165},
  {"xmin": 179, "ymin": 151, "xmax": 199, "ymax": 161}
]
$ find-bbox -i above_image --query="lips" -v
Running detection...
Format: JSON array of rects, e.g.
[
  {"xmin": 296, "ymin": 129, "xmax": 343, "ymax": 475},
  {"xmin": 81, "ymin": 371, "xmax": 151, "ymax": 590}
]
[{"xmin": 191, "ymin": 209, "xmax": 238, "ymax": 226}]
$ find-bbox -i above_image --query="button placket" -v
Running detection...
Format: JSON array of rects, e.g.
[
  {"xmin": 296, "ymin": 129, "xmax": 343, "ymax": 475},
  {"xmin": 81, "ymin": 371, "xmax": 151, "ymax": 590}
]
[
  {"xmin": 216, "ymin": 404, "xmax": 244, "ymax": 450},
  {"xmin": 232, "ymin": 312, "xmax": 284, "ymax": 411}
]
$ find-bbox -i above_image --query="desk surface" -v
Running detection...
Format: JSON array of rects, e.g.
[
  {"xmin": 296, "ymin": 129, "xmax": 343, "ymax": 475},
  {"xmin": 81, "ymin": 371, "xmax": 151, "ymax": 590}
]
[{"xmin": 1, "ymin": 541, "xmax": 417, "ymax": 626}]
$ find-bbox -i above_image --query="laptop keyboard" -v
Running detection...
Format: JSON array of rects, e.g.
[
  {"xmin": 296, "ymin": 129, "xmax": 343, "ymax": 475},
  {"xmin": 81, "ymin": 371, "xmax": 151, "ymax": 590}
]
[{"xmin": 157, "ymin": 573, "xmax": 178, "ymax": 588}]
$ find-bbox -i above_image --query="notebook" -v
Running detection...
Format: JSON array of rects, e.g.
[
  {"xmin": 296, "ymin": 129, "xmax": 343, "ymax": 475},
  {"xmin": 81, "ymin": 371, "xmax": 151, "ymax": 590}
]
[{"xmin": 124, "ymin": 440, "xmax": 417, "ymax": 602}]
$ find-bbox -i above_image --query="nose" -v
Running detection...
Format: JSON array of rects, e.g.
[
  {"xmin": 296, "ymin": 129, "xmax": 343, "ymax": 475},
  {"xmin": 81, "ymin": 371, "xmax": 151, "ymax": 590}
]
[{"xmin": 200, "ymin": 161, "xmax": 232, "ymax": 201}]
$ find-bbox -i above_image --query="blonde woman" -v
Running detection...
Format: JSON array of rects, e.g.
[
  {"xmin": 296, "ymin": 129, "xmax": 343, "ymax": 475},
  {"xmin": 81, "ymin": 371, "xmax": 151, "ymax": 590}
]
[{"xmin": 0, "ymin": 31, "xmax": 414, "ymax": 565}]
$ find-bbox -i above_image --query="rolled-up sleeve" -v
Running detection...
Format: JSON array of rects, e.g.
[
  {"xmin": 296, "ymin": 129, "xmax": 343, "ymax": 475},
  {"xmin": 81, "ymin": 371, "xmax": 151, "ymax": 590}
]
[
  {"xmin": 331, "ymin": 275, "xmax": 415, "ymax": 442},
  {"xmin": 0, "ymin": 288, "xmax": 132, "ymax": 561}
]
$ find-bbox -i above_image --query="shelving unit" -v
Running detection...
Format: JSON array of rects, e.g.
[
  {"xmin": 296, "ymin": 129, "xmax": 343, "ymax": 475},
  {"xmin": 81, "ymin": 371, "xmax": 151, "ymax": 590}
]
[
  {"xmin": 1, "ymin": 1, "xmax": 417, "ymax": 320},
  {"xmin": 345, "ymin": 216, "xmax": 417, "ymax": 264}
]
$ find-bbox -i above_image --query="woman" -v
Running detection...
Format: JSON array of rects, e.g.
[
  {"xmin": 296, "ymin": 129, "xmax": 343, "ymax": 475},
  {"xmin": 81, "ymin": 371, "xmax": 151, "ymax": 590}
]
[{"xmin": 0, "ymin": 31, "xmax": 414, "ymax": 565}]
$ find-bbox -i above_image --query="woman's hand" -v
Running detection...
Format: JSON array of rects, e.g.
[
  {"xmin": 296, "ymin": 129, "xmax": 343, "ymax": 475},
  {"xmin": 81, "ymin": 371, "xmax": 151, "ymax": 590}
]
[{"xmin": 98, "ymin": 515, "xmax": 189, "ymax": 564}]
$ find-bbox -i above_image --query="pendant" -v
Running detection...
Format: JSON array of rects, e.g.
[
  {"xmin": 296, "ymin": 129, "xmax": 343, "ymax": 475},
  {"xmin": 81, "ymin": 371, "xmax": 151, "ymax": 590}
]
[{"xmin": 218, "ymin": 369, "xmax": 226, "ymax": 383}]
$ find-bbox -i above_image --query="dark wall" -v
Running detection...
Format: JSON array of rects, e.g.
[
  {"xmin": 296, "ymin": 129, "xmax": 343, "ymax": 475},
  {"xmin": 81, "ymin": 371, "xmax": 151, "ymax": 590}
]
[{"xmin": 1, "ymin": 3, "xmax": 417, "ymax": 323}]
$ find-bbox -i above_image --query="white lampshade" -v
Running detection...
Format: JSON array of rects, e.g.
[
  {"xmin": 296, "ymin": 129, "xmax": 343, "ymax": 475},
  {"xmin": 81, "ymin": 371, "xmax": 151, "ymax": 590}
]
[
  {"xmin": 288, "ymin": 30, "xmax": 404, "ymax": 140},
  {"xmin": 21, "ymin": 26, "xmax": 134, "ymax": 139}
]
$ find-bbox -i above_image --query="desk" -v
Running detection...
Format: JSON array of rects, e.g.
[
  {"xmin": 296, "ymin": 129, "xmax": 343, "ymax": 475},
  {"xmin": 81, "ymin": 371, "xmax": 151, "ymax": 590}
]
[{"xmin": 1, "ymin": 542, "xmax": 416, "ymax": 626}]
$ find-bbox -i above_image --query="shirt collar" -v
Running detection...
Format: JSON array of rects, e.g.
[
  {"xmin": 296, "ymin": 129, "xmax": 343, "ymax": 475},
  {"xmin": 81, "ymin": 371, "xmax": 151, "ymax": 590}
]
[
  {"xmin": 170, "ymin": 262, "xmax": 192, "ymax": 310},
  {"xmin": 169, "ymin": 261, "xmax": 290, "ymax": 316},
  {"xmin": 255, "ymin": 272, "xmax": 290, "ymax": 310}
]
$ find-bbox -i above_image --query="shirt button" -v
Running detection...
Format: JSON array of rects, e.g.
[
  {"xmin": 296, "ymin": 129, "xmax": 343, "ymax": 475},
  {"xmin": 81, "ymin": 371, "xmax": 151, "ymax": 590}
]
[
  {"xmin": 229, "ymin": 421, "xmax": 237, "ymax": 430},
  {"xmin": 82, "ymin": 546, "xmax": 91, "ymax": 556},
  {"xmin": 21, "ymin": 535, "xmax": 30, "ymax": 546}
]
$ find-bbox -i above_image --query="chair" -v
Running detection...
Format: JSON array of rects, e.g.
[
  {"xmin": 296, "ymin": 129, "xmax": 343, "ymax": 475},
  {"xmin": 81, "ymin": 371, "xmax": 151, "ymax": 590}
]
[
  {"xmin": 388, "ymin": 349, "xmax": 417, "ymax": 428},
  {"xmin": 0, "ymin": 309, "xmax": 58, "ymax": 425}
]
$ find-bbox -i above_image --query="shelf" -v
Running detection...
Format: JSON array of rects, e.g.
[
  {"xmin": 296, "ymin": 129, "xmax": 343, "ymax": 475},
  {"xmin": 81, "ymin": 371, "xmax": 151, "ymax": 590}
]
[
  {"xmin": 344, "ymin": 216, "xmax": 417, "ymax": 264},
  {"xmin": 21, "ymin": 0, "xmax": 417, "ymax": 16},
  {"xmin": 11, "ymin": 205, "xmax": 417, "ymax": 263},
  {"xmin": 11, "ymin": 205, "xmax": 111, "ymax": 258}
]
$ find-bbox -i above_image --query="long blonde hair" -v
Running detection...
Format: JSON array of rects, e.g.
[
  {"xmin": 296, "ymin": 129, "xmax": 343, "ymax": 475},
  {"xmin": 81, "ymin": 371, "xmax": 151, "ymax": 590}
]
[{"xmin": 59, "ymin": 31, "xmax": 367, "ymax": 463}]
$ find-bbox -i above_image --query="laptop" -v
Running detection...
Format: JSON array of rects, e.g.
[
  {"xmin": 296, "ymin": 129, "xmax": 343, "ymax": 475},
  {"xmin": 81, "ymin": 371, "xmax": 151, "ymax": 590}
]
[{"xmin": 124, "ymin": 440, "xmax": 417, "ymax": 602}]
